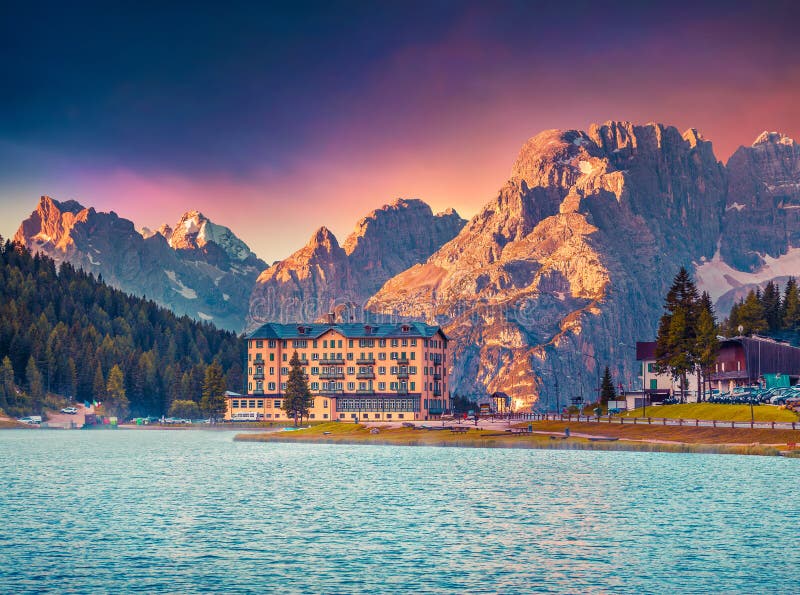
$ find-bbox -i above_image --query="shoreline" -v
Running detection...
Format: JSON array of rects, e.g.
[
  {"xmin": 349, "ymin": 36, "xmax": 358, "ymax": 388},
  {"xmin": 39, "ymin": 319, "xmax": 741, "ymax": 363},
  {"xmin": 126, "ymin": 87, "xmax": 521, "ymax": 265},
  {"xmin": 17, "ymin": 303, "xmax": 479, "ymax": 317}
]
[{"xmin": 234, "ymin": 423, "xmax": 800, "ymax": 458}]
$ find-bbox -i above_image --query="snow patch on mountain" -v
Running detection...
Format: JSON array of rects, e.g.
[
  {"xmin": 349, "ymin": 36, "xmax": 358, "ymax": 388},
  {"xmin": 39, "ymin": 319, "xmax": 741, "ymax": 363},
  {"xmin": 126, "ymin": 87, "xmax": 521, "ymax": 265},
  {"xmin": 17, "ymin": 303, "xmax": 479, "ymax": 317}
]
[
  {"xmin": 695, "ymin": 245, "xmax": 800, "ymax": 302},
  {"xmin": 164, "ymin": 270, "xmax": 198, "ymax": 299}
]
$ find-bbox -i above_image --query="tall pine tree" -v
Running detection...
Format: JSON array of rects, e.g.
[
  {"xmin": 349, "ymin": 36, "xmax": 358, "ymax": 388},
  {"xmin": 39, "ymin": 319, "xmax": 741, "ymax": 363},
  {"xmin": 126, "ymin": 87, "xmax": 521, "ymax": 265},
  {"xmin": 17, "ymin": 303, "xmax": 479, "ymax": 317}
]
[
  {"xmin": 695, "ymin": 292, "xmax": 719, "ymax": 401},
  {"xmin": 599, "ymin": 366, "xmax": 616, "ymax": 405},
  {"xmin": 200, "ymin": 360, "xmax": 227, "ymax": 422},
  {"xmin": 655, "ymin": 267, "xmax": 700, "ymax": 402},
  {"xmin": 282, "ymin": 352, "xmax": 313, "ymax": 426},
  {"xmin": 105, "ymin": 364, "xmax": 130, "ymax": 419}
]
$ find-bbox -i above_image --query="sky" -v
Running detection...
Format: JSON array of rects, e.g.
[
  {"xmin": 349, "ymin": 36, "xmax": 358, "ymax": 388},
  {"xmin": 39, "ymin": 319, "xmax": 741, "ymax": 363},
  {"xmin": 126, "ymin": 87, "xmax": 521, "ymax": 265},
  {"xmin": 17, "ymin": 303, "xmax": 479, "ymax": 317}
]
[{"xmin": 1, "ymin": 0, "xmax": 798, "ymax": 263}]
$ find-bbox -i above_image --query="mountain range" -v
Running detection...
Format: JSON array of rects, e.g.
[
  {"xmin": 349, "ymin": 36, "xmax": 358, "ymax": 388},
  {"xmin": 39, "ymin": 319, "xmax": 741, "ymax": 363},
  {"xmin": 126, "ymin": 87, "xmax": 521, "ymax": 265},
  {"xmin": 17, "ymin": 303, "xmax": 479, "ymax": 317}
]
[{"xmin": 12, "ymin": 120, "xmax": 800, "ymax": 407}]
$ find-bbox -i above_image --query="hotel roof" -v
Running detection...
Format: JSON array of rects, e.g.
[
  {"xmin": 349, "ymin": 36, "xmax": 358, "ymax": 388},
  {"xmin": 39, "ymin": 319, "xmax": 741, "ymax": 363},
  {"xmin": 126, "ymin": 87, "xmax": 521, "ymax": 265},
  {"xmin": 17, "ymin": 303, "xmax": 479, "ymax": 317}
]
[{"xmin": 247, "ymin": 322, "xmax": 448, "ymax": 341}]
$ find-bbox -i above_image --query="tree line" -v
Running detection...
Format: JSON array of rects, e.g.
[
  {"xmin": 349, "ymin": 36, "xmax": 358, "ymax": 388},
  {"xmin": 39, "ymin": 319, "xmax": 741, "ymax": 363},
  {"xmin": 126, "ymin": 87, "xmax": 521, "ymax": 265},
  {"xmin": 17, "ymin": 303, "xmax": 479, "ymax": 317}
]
[
  {"xmin": 0, "ymin": 238, "xmax": 244, "ymax": 418},
  {"xmin": 723, "ymin": 279, "xmax": 800, "ymax": 339}
]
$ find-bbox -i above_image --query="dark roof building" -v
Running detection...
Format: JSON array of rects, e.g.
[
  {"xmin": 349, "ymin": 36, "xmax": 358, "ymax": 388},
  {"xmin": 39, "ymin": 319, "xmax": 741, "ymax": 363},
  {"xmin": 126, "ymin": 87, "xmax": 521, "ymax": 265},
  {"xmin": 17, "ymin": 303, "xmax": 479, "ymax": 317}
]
[{"xmin": 248, "ymin": 321, "xmax": 448, "ymax": 342}]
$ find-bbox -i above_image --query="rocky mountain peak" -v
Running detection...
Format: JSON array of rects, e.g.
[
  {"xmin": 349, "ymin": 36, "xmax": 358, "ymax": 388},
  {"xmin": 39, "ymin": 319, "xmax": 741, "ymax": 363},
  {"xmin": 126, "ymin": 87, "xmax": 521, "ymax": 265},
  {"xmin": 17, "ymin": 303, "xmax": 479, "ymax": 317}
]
[
  {"xmin": 752, "ymin": 131, "xmax": 796, "ymax": 148},
  {"xmin": 307, "ymin": 226, "xmax": 341, "ymax": 253},
  {"xmin": 166, "ymin": 210, "xmax": 258, "ymax": 263}
]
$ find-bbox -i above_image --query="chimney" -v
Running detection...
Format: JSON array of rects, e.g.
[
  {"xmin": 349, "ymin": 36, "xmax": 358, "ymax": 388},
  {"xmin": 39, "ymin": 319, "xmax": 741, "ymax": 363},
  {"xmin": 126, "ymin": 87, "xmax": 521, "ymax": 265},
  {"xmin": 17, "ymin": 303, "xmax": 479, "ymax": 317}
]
[{"xmin": 327, "ymin": 312, "xmax": 336, "ymax": 325}]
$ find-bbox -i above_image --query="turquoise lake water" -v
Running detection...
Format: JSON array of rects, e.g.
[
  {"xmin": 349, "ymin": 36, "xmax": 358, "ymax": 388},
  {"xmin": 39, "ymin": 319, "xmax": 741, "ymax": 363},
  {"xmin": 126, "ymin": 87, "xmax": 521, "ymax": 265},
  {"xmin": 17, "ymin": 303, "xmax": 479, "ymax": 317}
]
[{"xmin": 1, "ymin": 430, "xmax": 798, "ymax": 594}]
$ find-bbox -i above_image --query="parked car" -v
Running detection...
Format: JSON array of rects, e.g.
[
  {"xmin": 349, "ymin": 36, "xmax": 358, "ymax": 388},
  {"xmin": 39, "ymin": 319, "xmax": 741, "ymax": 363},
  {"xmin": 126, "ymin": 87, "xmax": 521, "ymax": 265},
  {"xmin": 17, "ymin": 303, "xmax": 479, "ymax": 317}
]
[
  {"xmin": 18, "ymin": 416, "xmax": 41, "ymax": 425},
  {"xmin": 60, "ymin": 407, "xmax": 78, "ymax": 414}
]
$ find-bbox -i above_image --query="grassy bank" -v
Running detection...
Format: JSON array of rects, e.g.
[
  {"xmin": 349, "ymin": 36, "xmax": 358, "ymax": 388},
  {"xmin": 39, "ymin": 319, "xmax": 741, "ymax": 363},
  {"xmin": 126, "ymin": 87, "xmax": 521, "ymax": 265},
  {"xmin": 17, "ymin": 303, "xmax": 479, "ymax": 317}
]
[
  {"xmin": 234, "ymin": 422, "xmax": 799, "ymax": 457},
  {"xmin": 620, "ymin": 403, "xmax": 799, "ymax": 422},
  {"xmin": 0, "ymin": 419, "xmax": 33, "ymax": 429}
]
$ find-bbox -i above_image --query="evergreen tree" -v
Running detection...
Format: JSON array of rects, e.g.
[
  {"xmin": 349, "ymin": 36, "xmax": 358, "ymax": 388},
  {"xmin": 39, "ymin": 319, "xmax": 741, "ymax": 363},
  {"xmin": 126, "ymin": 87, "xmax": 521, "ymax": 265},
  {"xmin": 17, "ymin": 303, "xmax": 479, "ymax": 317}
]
[
  {"xmin": 200, "ymin": 360, "xmax": 227, "ymax": 422},
  {"xmin": 26, "ymin": 356, "xmax": 45, "ymax": 410},
  {"xmin": 655, "ymin": 267, "xmax": 700, "ymax": 402},
  {"xmin": 92, "ymin": 361, "xmax": 106, "ymax": 402},
  {"xmin": 105, "ymin": 364, "xmax": 129, "ymax": 419},
  {"xmin": 0, "ymin": 356, "xmax": 13, "ymax": 412},
  {"xmin": 761, "ymin": 281, "xmax": 782, "ymax": 332},
  {"xmin": 736, "ymin": 290, "xmax": 768, "ymax": 335},
  {"xmin": 282, "ymin": 351, "xmax": 313, "ymax": 426},
  {"xmin": 782, "ymin": 277, "xmax": 800, "ymax": 332},
  {"xmin": 599, "ymin": 366, "xmax": 616, "ymax": 405},
  {"xmin": 695, "ymin": 292, "xmax": 719, "ymax": 402}
]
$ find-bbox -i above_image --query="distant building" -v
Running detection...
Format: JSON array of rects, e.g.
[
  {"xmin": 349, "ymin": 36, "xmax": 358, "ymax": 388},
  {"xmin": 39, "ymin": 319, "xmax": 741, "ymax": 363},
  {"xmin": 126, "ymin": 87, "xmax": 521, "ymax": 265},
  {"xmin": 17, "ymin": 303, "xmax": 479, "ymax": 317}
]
[
  {"xmin": 226, "ymin": 320, "xmax": 451, "ymax": 422},
  {"xmin": 709, "ymin": 335, "xmax": 800, "ymax": 392},
  {"xmin": 636, "ymin": 341, "xmax": 700, "ymax": 402}
]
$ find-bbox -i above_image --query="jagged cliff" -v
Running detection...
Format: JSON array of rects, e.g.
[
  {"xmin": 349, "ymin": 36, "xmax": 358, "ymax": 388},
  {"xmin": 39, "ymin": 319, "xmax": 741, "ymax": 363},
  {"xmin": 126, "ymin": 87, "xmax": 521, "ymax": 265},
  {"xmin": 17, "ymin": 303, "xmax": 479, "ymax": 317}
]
[
  {"xmin": 14, "ymin": 197, "xmax": 265, "ymax": 332},
  {"xmin": 368, "ymin": 122, "xmax": 729, "ymax": 407},
  {"xmin": 247, "ymin": 198, "xmax": 466, "ymax": 326}
]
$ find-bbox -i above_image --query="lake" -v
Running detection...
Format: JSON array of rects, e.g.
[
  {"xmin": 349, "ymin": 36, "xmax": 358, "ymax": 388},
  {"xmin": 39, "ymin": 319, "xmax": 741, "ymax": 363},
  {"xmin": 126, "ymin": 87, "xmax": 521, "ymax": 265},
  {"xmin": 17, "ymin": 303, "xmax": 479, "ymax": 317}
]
[{"xmin": 0, "ymin": 429, "xmax": 797, "ymax": 594}]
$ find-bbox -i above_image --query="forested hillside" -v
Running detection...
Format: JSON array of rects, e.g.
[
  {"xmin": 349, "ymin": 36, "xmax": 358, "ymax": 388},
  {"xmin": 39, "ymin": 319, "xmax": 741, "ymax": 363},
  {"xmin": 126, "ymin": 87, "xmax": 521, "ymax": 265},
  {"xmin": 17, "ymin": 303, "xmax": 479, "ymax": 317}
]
[{"xmin": 0, "ymin": 239, "xmax": 244, "ymax": 417}]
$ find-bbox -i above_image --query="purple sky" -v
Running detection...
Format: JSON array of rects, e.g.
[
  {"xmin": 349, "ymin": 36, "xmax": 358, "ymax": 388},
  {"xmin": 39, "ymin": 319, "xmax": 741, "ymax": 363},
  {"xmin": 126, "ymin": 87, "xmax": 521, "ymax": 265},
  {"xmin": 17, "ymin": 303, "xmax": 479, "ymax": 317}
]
[{"xmin": 1, "ymin": 1, "xmax": 798, "ymax": 262}]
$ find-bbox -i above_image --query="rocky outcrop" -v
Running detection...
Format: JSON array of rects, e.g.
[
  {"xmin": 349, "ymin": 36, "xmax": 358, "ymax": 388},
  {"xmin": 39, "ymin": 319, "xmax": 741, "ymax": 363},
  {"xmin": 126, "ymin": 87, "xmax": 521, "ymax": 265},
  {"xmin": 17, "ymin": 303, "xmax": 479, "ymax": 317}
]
[
  {"xmin": 368, "ymin": 122, "xmax": 728, "ymax": 408},
  {"xmin": 247, "ymin": 199, "xmax": 466, "ymax": 326},
  {"xmin": 14, "ymin": 197, "xmax": 265, "ymax": 332},
  {"xmin": 720, "ymin": 132, "xmax": 800, "ymax": 271}
]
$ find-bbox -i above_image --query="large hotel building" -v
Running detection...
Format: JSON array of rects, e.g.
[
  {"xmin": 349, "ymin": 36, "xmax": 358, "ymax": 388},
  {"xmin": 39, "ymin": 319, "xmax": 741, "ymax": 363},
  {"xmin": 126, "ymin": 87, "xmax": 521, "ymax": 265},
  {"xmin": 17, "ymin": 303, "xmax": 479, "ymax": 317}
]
[{"xmin": 226, "ymin": 320, "xmax": 451, "ymax": 422}]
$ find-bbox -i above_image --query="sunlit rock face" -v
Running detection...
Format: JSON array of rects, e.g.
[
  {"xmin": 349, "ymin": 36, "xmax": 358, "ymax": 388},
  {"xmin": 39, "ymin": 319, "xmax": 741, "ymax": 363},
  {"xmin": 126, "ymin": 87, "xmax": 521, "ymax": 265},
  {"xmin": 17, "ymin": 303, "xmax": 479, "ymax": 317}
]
[
  {"xmin": 247, "ymin": 198, "xmax": 466, "ymax": 326},
  {"xmin": 369, "ymin": 122, "xmax": 729, "ymax": 407},
  {"xmin": 14, "ymin": 197, "xmax": 265, "ymax": 332}
]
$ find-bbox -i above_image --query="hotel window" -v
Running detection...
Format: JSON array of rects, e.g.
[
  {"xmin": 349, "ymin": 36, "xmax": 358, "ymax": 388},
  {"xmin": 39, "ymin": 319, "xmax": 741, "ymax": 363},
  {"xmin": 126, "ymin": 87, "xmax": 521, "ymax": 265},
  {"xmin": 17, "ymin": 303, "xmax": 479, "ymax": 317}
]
[
  {"xmin": 410, "ymin": 366, "xmax": 417, "ymax": 374},
  {"xmin": 283, "ymin": 341, "xmax": 287, "ymax": 348},
  {"xmin": 248, "ymin": 367, "xmax": 252, "ymax": 375},
  {"xmin": 391, "ymin": 366, "xmax": 397, "ymax": 374},
  {"xmin": 293, "ymin": 339, "xmax": 307, "ymax": 348},
  {"xmin": 323, "ymin": 400, "xmax": 328, "ymax": 407},
  {"xmin": 323, "ymin": 340, "xmax": 328, "ymax": 348},
  {"xmin": 401, "ymin": 339, "xmax": 408, "ymax": 347},
  {"xmin": 391, "ymin": 339, "xmax": 398, "ymax": 347},
  {"xmin": 311, "ymin": 367, "xmax": 319, "ymax": 375},
  {"xmin": 274, "ymin": 400, "xmax": 281, "ymax": 408},
  {"xmin": 336, "ymin": 382, "xmax": 343, "ymax": 390},
  {"xmin": 257, "ymin": 400, "xmax": 263, "ymax": 408},
  {"xmin": 270, "ymin": 353, "xmax": 274, "ymax": 361},
  {"xmin": 410, "ymin": 353, "xmax": 415, "ymax": 360},
  {"xmin": 390, "ymin": 382, "xmax": 398, "ymax": 390},
  {"xmin": 340, "ymin": 413, "xmax": 345, "ymax": 419},
  {"xmin": 312, "ymin": 353, "xmax": 319, "ymax": 360},
  {"xmin": 310, "ymin": 414, "xmax": 315, "ymax": 419},
  {"xmin": 647, "ymin": 363, "xmax": 656, "ymax": 373},
  {"xmin": 348, "ymin": 382, "xmax": 355, "ymax": 390},
  {"xmin": 347, "ymin": 366, "xmax": 355, "ymax": 374},
  {"xmin": 337, "ymin": 340, "xmax": 342, "ymax": 348},
  {"xmin": 347, "ymin": 353, "xmax": 354, "ymax": 360},
  {"xmin": 232, "ymin": 400, "xmax": 239, "ymax": 408},
  {"xmin": 311, "ymin": 382, "xmax": 319, "ymax": 390},
  {"xmin": 249, "ymin": 400, "xmax": 256, "ymax": 408},
  {"xmin": 349, "ymin": 340, "xmax": 354, "ymax": 348},
  {"xmin": 398, "ymin": 414, "xmax": 404, "ymax": 419},
  {"xmin": 282, "ymin": 353, "xmax": 287, "ymax": 361},
  {"xmin": 256, "ymin": 340, "xmax": 263, "ymax": 348},
  {"xmin": 411, "ymin": 339, "xmax": 417, "ymax": 346},
  {"xmin": 410, "ymin": 382, "xmax": 415, "ymax": 391},
  {"xmin": 391, "ymin": 352, "xmax": 397, "ymax": 360},
  {"xmin": 378, "ymin": 367, "xmax": 386, "ymax": 375},
  {"xmin": 256, "ymin": 381, "xmax": 263, "ymax": 391},
  {"xmin": 324, "ymin": 414, "xmax": 329, "ymax": 419},
  {"xmin": 379, "ymin": 339, "xmax": 386, "ymax": 347},
  {"xmin": 268, "ymin": 340, "xmax": 277, "ymax": 348},
  {"xmin": 269, "ymin": 367, "xmax": 275, "ymax": 375},
  {"xmin": 268, "ymin": 382, "xmax": 276, "ymax": 391},
  {"xmin": 281, "ymin": 382, "xmax": 287, "ymax": 390},
  {"xmin": 379, "ymin": 353, "xmax": 387, "ymax": 360},
  {"xmin": 281, "ymin": 367, "xmax": 289, "ymax": 374},
  {"xmin": 248, "ymin": 382, "xmax": 252, "ymax": 391},
  {"xmin": 313, "ymin": 340, "xmax": 318, "ymax": 348}
]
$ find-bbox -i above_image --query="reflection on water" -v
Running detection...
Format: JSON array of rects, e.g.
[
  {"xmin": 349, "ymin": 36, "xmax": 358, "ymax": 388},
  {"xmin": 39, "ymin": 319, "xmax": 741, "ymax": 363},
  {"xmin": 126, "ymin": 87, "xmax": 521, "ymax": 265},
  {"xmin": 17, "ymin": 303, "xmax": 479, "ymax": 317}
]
[{"xmin": 0, "ymin": 430, "xmax": 797, "ymax": 594}]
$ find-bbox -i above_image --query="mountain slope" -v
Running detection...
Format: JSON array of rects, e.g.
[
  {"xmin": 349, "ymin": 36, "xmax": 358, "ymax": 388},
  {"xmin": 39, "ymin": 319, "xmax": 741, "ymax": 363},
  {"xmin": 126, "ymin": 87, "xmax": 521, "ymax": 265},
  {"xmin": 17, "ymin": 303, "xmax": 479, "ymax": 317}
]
[
  {"xmin": 14, "ymin": 197, "xmax": 265, "ymax": 332},
  {"xmin": 368, "ymin": 122, "xmax": 728, "ymax": 407},
  {"xmin": 248, "ymin": 198, "xmax": 465, "ymax": 326}
]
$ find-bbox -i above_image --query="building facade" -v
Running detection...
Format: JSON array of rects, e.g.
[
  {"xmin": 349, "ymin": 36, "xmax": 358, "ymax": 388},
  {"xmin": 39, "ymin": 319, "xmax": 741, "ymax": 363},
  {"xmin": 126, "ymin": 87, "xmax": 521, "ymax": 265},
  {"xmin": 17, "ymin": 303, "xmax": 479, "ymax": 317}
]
[
  {"xmin": 636, "ymin": 341, "xmax": 700, "ymax": 402},
  {"xmin": 709, "ymin": 335, "xmax": 800, "ymax": 392},
  {"xmin": 226, "ymin": 321, "xmax": 451, "ymax": 422}
]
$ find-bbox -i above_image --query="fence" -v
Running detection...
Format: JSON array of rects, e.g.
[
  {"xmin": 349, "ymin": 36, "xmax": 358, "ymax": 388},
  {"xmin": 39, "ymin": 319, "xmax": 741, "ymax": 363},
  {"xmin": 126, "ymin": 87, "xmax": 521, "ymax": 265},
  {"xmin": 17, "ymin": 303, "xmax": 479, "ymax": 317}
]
[{"xmin": 509, "ymin": 412, "xmax": 800, "ymax": 431}]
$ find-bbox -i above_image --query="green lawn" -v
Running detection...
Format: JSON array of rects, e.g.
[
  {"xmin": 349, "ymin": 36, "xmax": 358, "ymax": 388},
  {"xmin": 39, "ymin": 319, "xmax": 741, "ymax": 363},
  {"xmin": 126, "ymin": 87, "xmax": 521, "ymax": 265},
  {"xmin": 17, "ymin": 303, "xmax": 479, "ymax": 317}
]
[{"xmin": 620, "ymin": 403, "xmax": 799, "ymax": 422}]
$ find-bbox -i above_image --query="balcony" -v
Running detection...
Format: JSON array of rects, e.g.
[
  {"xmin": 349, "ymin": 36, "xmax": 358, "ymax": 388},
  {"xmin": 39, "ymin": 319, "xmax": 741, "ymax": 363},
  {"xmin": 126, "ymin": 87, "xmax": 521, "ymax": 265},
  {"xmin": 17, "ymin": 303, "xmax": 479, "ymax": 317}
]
[
  {"xmin": 432, "ymin": 373, "xmax": 441, "ymax": 381},
  {"xmin": 433, "ymin": 389, "xmax": 442, "ymax": 397},
  {"xmin": 252, "ymin": 389, "xmax": 264, "ymax": 396},
  {"xmin": 396, "ymin": 370, "xmax": 409, "ymax": 379},
  {"xmin": 356, "ymin": 358, "xmax": 375, "ymax": 365},
  {"xmin": 395, "ymin": 387, "xmax": 409, "ymax": 396},
  {"xmin": 356, "ymin": 389, "xmax": 375, "ymax": 395},
  {"xmin": 356, "ymin": 372, "xmax": 375, "ymax": 379},
  {"xmin": 320, "ymin": 358, "xmax": 345, "ymax": 365},
  {"xmin": 430, "ymin": 355, "xmax": 442, "ymax": 365},
  {"xmin": 397, "ymin": 358, "xmax": 409, "ymax": 365},
  {"xmin": 253, "ymin": 371, "xmax": 265, "ymax": 380},
  {"xmin": 320, "ymin": 371, "xmax": 344, "ymax": 380},
  {"xmin": 319, "ymin": 388, "xmax": 344, "ymax": 395}
]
